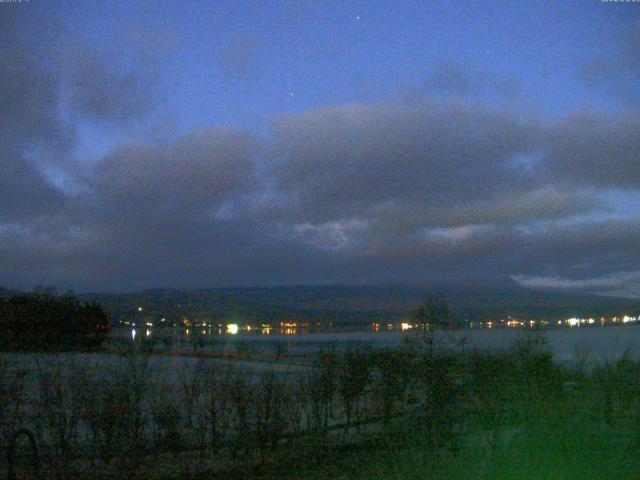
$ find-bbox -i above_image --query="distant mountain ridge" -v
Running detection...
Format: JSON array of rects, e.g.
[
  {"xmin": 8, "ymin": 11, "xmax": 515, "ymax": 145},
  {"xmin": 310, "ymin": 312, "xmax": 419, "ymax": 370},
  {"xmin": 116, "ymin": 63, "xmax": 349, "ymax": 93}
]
[
  {"xmin": 3, "ymin": 281, "xmax": 637, "ymax": 324},
  {"xmin": 74, "ymin": 279, "xmax": 639, "ymax": 324}
]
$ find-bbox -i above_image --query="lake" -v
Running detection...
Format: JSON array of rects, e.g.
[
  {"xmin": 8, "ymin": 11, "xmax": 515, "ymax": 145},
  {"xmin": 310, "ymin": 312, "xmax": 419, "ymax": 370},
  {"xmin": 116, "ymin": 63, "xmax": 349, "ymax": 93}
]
[{"xmin": 121, "ymin": 326, "xmax": 640, "ymax": 364}]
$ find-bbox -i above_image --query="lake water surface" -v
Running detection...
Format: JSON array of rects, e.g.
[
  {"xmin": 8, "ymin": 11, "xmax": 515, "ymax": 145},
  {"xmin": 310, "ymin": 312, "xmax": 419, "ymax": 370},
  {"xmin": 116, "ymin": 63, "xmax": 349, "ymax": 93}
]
[{"xmin": 124, "ymin": 326, "xmax": 640, "ymax": 364}]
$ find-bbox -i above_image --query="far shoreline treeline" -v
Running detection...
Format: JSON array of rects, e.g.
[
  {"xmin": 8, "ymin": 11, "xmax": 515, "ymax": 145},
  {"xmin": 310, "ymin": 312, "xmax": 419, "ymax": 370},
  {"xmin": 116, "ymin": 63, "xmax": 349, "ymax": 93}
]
[
  {"xmin": 0, "ymin": 292, "xmax": 111, "ymax": 351},
  {"xmin": 1, "ymin": 284, "xmax": 639, "ymax": 348}
]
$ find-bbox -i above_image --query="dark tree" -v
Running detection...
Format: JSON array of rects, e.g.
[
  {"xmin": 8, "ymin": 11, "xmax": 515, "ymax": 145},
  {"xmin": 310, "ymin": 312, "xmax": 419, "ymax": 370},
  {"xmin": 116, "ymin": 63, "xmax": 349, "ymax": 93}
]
[
  {"xmin": 412, "ymin": 294, "xmax": 455, "ymax": 331},
  {"xmin": 0, "ymin": 293, "xmax": 111, "ymax": 351}
]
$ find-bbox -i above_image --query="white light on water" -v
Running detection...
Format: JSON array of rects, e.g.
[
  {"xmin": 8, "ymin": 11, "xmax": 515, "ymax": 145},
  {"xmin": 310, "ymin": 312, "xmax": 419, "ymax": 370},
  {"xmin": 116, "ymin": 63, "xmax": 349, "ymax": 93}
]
[
  {"xmin": 131, "ymin": 329, "xmax": 136, "ymax": 340},
  {"xmin": 227, "ymin": 323, "xmax": 239, "ymax": 335}
]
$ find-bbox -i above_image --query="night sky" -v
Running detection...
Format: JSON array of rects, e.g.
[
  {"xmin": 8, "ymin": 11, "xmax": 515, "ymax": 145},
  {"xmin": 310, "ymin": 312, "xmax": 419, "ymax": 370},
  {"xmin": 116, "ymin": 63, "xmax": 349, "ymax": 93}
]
[{"xmin": 1, "ymin": 0, "xmax": 639, "ymax": 295}]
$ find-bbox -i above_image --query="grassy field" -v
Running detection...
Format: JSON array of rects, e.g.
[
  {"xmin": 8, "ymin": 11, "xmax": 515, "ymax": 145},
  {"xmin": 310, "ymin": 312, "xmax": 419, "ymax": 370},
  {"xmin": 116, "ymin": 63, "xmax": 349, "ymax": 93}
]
[
  {"xmin": 4, "ymin": 335, "xmax": 640, "ymax": 479},
  {"xmin": 153, "ymin": 391, "xmax": 640, "ymax": 480},
  {"xmin": 289, "ymin": 401, "xmax": 639, "ymax": 480}
]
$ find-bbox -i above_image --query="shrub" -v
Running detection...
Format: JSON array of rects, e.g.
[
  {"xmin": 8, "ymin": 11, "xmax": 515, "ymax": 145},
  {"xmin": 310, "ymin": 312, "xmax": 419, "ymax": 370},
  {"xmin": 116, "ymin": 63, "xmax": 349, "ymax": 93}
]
[
  {"xmin": 255, "ymin": 370, "xmax": 293, "ymax": 453},
  {"xmin": 337, "ymin": 349, "xmax": 372, "ymax": 435},
  {"xmin": 34, "ymin": 356, "xmax": 85, "ymax": 468},
  {"xmin": 79, "ymin": 351, "xmax": 150, "ymax": 473},
  {"xmin": 307, "ymin": 351, "xmax": 338, "ymax": 434},
  {"xmin": 0, "ymin": 354, "xmax": 27, "ymax": 437},
  {"xmin": 372, "ymin": 349, "xmax": 414, "ymax": 424}
]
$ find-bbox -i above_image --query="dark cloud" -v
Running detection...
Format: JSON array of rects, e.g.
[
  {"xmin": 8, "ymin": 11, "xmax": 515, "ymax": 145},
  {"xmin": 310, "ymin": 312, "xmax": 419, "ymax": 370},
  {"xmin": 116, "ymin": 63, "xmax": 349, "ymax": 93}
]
[
  {"xmin": 0, "ymin": 146, "xmax": 66, "ymax": 222},
  {"xmin": 0, "ymin": 10, "xmax": 71, "ymax": 222},
  {"xmin": 1, "ymin": 46, "xmax": 639, "ymax": 293},
  {"xmin": 64, "ymin": 48, "xmax": 161, "ymax": 125},
  {"xmin": 543, "ymin": 112, "xmax": 640, "ymax": 188},
  {"xmin": 409, "ymin": 63, "xmax": 521, "ymax": 99},
  {"xmin": 253, "ymin": 102, "xmax": 639, "ymax": 294},
  {"xmin": 269, "ymin": 101, "xmax": 545, "ymax": 224},
  {"xmin": 510, "ymin": 218, "xmax": 640, "ymax": 297},
  {"xmin": 364, "ymin": 187, "xmax": 599, "ymax": 234},
  {"xmin": 11, "ymin": 127, "xmax": 263, "ymax": 290},
  {"xmin": 4, "ymin": 3, "xmax": 640, "ymax": 295},
  {"xmin": 89, "ymin": 127, "xmax": 258, "ymax": 218},
  {"xmin": 513, "ymin": 271, "xmax": 640, "ymax": 299},
  {"xmin": 4, "ymin": 103, "xmax": 638, "ymax": 291},
  {"xmin": 0, "ymin": 7, "xmax": 169, "ymax": 221}
]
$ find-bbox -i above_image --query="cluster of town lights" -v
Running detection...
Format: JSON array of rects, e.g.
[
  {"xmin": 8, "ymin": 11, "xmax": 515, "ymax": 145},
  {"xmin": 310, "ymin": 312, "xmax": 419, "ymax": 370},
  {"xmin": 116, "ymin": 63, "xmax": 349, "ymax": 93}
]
[
  {"xmin": 476, "ymin": 315, "xmax": 638, "ymax": 328},
  {"xmin": 124, "ymin": 305, "xmax": 640, "ymax": 339}
]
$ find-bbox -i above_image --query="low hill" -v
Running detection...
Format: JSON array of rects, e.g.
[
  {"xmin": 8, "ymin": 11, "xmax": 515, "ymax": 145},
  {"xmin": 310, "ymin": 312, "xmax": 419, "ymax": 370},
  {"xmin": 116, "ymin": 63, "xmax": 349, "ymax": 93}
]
[{"xmin": 75, "ymin": 278, "xmax": 639, "ymax": 326}]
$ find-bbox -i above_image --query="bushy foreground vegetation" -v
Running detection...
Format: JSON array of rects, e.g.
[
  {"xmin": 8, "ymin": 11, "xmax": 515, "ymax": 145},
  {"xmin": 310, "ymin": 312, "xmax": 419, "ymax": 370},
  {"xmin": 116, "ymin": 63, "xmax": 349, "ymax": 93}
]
[{"xmin": 2, "ymin": 335, "xmax": 640, "ymax": 479}]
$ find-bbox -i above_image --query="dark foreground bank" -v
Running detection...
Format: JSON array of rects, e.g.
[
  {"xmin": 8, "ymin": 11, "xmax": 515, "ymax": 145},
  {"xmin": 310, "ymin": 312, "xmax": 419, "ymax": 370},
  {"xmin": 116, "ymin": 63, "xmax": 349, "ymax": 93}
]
[{"xmin": 3, "ymin": 334, "xmax": 640, "ymax": 479}]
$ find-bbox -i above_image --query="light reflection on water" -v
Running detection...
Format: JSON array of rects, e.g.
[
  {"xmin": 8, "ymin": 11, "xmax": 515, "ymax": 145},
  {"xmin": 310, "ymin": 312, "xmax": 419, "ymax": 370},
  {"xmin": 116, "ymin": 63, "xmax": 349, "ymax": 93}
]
[
  {"xmin": 123, "ymin": 325, "xmax": 346, "ymax": 339},
  {"xmin": 121, "ymin": 324, "xmax": 387, "ymax": 340},
  {"xmin": 118, "ymin": 325, "xmax": 640, "ymax": 363}
]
